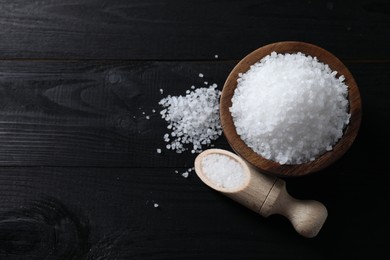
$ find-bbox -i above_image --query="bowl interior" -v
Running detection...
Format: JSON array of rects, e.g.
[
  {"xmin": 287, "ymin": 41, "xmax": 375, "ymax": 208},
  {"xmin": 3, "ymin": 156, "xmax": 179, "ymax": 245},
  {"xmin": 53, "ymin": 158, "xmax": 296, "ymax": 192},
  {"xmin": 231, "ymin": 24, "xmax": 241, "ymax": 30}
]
[{"xmin": 220, "ymin": 41, "xmax": 362, "ymax": 177}]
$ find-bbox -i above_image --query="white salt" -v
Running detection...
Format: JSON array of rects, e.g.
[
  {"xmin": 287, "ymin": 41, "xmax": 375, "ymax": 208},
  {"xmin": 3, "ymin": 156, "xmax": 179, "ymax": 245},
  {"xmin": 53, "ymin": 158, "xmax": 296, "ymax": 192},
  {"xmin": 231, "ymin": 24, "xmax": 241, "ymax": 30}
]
[
  {"xmin": 201, "ymin": 154, "xmax": 247, "ymax": 189},
  {"xmin": 156, "ymin": 148, "xmax": 161, "ymax": 154},
  {"xmin": 214, "ymin": 54, "xmax": 219, "ymax": 59},
  {"xmin": 199, "ymin": 73, "xmax": 204, "ymax": 78},
  {"xmin": 182, "ymin": 171, "xmax": 189, "ymax": 178},
  {"xmin": 159, "ymin": 85, "xmax": 222, "ymax": 153},
  {"xmin": 154, "ymin": 203, "xmax": 159, "ymax": 208},
  {"xmin": 230, "ymin": 52, "xmax": 350, "ymax": 165}
]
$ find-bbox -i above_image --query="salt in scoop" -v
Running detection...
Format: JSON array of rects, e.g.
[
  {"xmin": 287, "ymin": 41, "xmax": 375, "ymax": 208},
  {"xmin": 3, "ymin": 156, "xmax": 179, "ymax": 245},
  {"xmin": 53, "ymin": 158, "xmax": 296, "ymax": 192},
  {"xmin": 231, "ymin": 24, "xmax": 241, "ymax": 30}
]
[{"xmin": 194, "ymin": 148, "xmax": 328, "ymax": 238}]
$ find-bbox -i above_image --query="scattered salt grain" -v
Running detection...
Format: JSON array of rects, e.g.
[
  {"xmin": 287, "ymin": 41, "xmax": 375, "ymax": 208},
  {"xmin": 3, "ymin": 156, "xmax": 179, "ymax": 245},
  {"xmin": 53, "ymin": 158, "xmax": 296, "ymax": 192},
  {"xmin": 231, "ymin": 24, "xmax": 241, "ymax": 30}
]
[
  {"xmin": 159, "ymin": 84, "xmax": 222, "ymax": 153},
  {"xmin": 157, "ymin": 148, "xmax": 161, "ymax": 154},
  {"xmin": 182, "ymin": 171, "xmax": 189, "ymax": 178},
  {"xmin": 204, "ymin": 81, "xmax": 208, "ymax": 85},
  {"xmin": 160, "ymin": 89, "xmax": 164, "ymax": 94},
  {"xmin": 230, "ymin": 52, "xmax": 350, "ymax": 165},
  {"xmin": 154, "ymin": 203, "xmax": 159, "ymax": 208},
  {"xmin": 198, "ymin": 73, "xmax": 204, "ymax": 78},
  {"xmin": 201, "ymin": 154, "xmax": 247, "ymax": 189},
  {"xmin": 214, "ymin": 54, "xmax": 219, "ymax": 59}
]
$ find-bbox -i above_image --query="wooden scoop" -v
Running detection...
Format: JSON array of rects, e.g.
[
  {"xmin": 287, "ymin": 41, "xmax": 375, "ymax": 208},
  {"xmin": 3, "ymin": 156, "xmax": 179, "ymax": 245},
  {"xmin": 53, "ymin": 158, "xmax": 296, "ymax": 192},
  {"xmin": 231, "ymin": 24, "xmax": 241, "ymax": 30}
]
[{"xmin": 194, "ymin": 148, "xmax": 328, "ymax": 238}]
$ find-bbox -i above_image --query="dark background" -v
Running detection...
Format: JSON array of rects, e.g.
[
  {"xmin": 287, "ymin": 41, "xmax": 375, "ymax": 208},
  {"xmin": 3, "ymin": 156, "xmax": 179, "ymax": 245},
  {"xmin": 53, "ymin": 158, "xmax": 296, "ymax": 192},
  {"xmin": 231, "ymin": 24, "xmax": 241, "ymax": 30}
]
[{"xmin": 0, "ymin": 0, "xmax": 389, "ymax": 259}]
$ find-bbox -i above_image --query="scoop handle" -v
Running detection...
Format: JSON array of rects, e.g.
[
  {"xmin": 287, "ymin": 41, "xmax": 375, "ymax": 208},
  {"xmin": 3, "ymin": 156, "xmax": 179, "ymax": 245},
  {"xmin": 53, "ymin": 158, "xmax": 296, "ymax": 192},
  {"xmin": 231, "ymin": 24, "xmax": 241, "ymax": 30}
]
[{"xmin": 261, "ymin": 179, "xmax": 328, "ymax": 238}]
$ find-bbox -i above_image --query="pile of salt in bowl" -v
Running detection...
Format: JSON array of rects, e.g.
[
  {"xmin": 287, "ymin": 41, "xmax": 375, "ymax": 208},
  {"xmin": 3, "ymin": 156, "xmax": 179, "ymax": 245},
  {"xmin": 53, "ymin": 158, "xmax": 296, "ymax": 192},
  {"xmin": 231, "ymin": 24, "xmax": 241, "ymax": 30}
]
[{"xmin": 230, "ymin": 52, "xmax": 350, "ymax": 165}]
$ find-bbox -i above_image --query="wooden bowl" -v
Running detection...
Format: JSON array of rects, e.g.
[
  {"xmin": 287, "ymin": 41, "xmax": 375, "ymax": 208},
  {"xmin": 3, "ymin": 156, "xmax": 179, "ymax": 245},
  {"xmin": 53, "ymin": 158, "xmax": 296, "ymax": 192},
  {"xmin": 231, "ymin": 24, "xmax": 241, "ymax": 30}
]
[{"xmin": 220, "ymin": 41, "xmax": 362, "ymax": 177}]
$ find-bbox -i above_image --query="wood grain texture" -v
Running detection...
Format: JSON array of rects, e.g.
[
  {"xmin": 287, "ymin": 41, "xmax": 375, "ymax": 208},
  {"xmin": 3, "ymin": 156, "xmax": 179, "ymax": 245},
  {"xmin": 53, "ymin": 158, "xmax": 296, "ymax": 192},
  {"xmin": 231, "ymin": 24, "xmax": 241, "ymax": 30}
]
[
  {"xmin": 0, "ymin": 0, "xmax": 389, "ymax": 60},
  {"xmin": 0, "ymin": 61, "xmax": 388, "ymax": 258},
  {"xmin": 0, "ymin": 61, "xmax": 233, "ymax": 167},
  {"xmin": 0, "ymin": 0, "xmax": 389, "ymax": 258},
  {"xmin": 0, "ymin": 60, "xmax": 387, "ymax": 170},
  {"xmin": 0, "ymin": 166, "xmax": 387, "ymax": 259},
  {"xmin": 220, "ymin": 41, "xmax": 362, "ymax": 177},
  {"xmin": 0, "ymin": 60, "xmax": 387, "ymax": 173}
]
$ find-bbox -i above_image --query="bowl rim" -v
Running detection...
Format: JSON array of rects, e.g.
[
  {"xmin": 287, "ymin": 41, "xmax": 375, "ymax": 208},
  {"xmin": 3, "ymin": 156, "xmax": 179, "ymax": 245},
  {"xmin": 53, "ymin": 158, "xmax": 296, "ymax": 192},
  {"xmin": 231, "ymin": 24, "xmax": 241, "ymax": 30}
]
[{"xmin": 220, "ymin": 41, "xmax": 362, "ymax": 177}]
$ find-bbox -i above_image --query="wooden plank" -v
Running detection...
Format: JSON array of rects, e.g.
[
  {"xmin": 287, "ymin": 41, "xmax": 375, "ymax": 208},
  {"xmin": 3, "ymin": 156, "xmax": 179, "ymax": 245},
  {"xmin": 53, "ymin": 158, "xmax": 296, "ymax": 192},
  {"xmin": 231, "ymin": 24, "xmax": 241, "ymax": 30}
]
[
  {"xmin": 0, "ymin": 60, "xmax": 388, "ymax": 169},
  {"xmin": 0, "ymin": 166, "xmax": 386, "ymax": 258},
  {"xmin": 0, "ymin": 60, "xmax": 234, "ymax": 167},
  {"xmin": 0, "ymin": 0, "xmax": 389, "ymax": 60}
]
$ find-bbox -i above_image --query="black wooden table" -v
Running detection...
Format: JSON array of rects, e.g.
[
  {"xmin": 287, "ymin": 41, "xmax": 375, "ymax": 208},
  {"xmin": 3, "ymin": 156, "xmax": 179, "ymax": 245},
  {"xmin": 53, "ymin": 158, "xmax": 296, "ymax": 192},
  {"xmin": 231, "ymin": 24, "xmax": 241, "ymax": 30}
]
[{"xmin": 0, "ymin": 0, "xmax": 389, "ymax": 259}]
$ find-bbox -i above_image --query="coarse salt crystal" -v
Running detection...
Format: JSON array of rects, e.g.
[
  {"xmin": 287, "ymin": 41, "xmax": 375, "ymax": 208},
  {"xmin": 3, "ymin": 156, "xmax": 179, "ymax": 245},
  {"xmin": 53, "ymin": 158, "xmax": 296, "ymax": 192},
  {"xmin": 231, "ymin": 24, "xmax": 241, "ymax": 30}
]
[
  {"xmin": 201, "ymin": 154, "xmax": 247, "ymax": 189},
  {"xmin": 230, "ymin": 52, "xmax": 350, "ymax": 165},
  {"xmin": 159, "ymin": 85, "xmax": 222, "ymax": 153}
]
